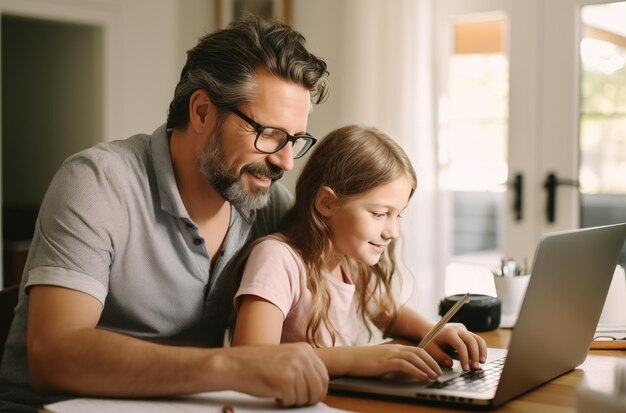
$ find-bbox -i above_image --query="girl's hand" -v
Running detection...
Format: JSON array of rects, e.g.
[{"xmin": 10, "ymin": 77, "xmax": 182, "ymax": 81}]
[
  {"xmin": 425, "ymin": 323, "xmax": 487, "ymax": 371},
  {"xmin": 316, "ymin": 344, "xmax": 442, "ymax": 380}
]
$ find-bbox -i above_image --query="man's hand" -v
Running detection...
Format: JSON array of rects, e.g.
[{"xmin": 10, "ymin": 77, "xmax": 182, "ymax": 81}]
[{"xmin": 222, "ymin": 343, "xmax": 329, "ymax": 407}]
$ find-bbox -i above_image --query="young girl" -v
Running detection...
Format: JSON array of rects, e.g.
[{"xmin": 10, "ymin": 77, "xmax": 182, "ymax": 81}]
[{"xmin": 232, "ymin": 125, "xmax": 486, "ymax": 380}]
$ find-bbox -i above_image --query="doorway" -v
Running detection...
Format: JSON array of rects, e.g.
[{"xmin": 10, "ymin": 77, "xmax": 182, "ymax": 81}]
[
  {"xmin": 434, "ymin": 0, "xmax": 626, "ymax": 296},
  {"xmin": 1, "ymin": 14, "xmax": 103, "ymax": 288}
]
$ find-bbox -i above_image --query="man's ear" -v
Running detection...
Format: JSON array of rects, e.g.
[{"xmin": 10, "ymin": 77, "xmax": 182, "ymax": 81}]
[
  {"xmin": 315, "ymin": 186, "xmax": 338, "ymax": 217},
  {"xmin": 188, "ymin": 89, "xmax": 216, "ymax": 134}
]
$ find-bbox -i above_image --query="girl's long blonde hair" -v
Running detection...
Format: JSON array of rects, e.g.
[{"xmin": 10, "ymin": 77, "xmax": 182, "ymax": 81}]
[{"xmin": 279, "ymin": 125, "xmax": 417, "ymax": 347}]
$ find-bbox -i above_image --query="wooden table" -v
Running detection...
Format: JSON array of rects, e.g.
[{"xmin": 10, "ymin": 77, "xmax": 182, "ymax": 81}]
[{"xmin": 324, "ymin": 329, "xmax": 626, "ymax": 412}]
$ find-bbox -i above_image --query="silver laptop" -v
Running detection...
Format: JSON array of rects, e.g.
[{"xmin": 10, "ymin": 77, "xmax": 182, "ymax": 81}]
[{"xmin": 329, "ymin": 223, "xmax": 626, "ymax": 408}]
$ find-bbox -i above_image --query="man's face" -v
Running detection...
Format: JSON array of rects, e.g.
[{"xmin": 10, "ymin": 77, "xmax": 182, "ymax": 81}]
[{"xmin": 198, "ymin": 69, "xmax": 311, "ymax": 214}]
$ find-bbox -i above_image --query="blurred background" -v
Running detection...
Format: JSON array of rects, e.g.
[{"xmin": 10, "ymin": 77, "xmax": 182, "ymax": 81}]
[{"xmin": 1, "ymin": 0, "xmax": 625, "ymax": 318}]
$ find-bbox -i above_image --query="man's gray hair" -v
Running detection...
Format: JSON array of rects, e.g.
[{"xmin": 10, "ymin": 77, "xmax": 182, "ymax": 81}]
[{"xmin": 167, "ymin": 16, "xmax": 329, "ymax": 129}]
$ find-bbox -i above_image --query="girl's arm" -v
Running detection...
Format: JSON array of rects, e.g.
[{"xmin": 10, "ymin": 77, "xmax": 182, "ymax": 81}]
[
  {"xmin": 315, "ymin": 345, "xmax": 441, "ymax": 380},
  {"xmin": 232, "ymin": 295, "xmax": 284, "ymax": 345},
  {"xmin": 233, "ymin": 296, "xmax": 442, "ymax": 380},
  {"xmin": 383, "ymin": 306, "xmax": 434, "ymax": 341},
  {"xmin": 231, "ymin": 237, "xmax": 298, "ymax": 346},
  {"xmin": 384, "ymin": 306, "xmax": 487, "ymax": 371}
]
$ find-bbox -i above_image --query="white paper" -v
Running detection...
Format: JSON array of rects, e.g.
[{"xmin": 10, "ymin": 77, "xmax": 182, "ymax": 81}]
[
  {"xmin": 44, "ymin": 390, "xmax": 353, "ymax": 413},
  {"xmin": 594, "ymin": 265, "xmax": 626, "ymax": 340},
  {"xmin": 599, "ymin": 265, "xmax": 626, "ymax": 325}
]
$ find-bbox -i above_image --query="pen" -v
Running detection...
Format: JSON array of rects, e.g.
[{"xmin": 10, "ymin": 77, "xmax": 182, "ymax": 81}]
[{"xmin": 418, "ymin": 292, "xmax": 470, "ymax": 349}]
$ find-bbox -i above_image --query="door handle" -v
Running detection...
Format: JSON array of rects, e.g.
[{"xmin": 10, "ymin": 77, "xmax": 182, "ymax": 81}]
[
  {"xmin": 510, "ymin": 173, "xmax": 523, "ymax": 222},
  {"xmin": 543, "ymin": 172, "xmax": 579, "ymax": 223}
]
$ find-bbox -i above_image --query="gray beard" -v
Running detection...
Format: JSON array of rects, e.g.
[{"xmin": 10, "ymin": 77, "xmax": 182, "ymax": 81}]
[{"xmin": 197, "ymin": 127, "xmax": 281, "ymax": 216}]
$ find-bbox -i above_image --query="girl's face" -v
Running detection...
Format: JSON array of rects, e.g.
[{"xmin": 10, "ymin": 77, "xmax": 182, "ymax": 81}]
[{"xmin": 325, "ymin": 175, "xmax": 413, "ymax": 266}]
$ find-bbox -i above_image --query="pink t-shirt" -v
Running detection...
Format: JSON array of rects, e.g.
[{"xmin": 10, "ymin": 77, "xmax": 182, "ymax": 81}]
[{"xmin": 235, "ymin": 237, "xmax": 360, "ymax": 347}]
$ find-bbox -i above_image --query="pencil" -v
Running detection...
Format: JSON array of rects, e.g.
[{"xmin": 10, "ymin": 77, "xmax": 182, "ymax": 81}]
[{"xmin": 418, "ymin": 292, "xmax": 470, "ymax": 349}]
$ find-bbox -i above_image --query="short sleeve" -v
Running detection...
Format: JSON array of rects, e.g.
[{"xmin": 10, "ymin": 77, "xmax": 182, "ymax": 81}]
[
  {"xmin": 234, "ymin": 238, "xmax": 305, "ymax": 319},
  {"xmin": 25, "ymin": 147, "xmax": 128, "ymax": 300}
]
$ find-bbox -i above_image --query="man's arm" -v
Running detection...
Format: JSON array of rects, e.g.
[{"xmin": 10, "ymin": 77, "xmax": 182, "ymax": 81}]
[{"xmin": 27, "ymin": 286, "xmax": 328, "ymax": 406}]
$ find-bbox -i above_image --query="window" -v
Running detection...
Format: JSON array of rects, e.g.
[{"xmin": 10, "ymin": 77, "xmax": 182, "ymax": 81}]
[{"xmin": 440, "ymin": 15, "xmax": 509, "ymax": 296}]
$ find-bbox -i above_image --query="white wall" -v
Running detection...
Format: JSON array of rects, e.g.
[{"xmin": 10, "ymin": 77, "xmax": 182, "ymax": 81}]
[
  {"xmin": 283, "ymin": 0, "xmax": 341, "ymax": 191},
  {"xmin": 292, "ymin": 0, "xmax": 444, "ymax": 317}
]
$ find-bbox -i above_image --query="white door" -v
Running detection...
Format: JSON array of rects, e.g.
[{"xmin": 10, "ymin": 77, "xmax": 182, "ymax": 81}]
[{"xmin": 434, "ymin": 0, "xmax": 626, "ymax": 294}]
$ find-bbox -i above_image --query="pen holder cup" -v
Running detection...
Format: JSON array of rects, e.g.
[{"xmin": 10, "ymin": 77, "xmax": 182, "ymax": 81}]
[{"xmin": 493, "ymin": 274, "xmax": 530, "ymax": 322}]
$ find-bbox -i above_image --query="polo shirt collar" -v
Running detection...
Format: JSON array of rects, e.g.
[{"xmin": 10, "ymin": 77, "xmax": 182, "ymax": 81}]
[{"xmin": 151, "ymin": 124, "xmax": 190, "ymax": 219}]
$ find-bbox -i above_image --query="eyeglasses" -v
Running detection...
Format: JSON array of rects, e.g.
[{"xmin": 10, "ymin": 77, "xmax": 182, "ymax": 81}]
[{"xmin": 229, "ymin": 108, "xmax": 317, "ymax": 159}]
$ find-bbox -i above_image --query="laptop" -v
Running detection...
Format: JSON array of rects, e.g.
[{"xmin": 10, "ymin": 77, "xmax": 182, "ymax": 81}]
[{"xmin": 329, "ymin": 223, "xmax": 626, "ymax": 408}]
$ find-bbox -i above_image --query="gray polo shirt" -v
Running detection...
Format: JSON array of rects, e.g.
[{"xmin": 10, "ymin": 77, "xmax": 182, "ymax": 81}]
[{"xmin": 0, "ymin": 124, "xmax": 293, "ymax": 399}]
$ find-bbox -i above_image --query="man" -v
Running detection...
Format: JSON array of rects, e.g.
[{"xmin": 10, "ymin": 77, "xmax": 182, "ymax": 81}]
[{"xmin": 0, "ymin": 17, "xmax": 329, "ymax": 411}]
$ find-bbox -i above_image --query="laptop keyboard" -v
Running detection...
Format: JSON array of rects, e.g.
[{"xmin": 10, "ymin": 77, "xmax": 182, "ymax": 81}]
[{"xmin": 426, "ymin": 357, "xmax": 506, "ymax": 392}]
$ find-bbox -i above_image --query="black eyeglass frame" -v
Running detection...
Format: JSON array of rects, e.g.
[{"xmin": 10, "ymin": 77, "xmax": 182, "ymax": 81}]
[{"xmin": 228, "ymin": 108, "xmax": 317, "ymax": 159}]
